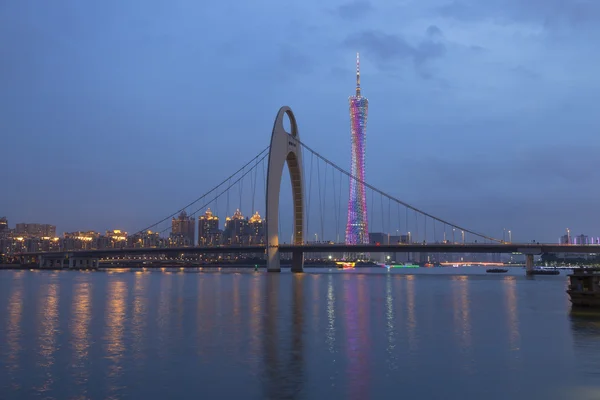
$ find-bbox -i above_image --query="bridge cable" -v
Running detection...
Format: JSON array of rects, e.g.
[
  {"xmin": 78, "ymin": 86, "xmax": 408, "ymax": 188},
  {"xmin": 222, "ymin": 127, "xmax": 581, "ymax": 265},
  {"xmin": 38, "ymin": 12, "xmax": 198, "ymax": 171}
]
[
  {"xmin": 306, "ymin": 152, "xmax": 314, "ymax": 243},
  {"xmin": 298, "ymin": 142, "xmax": 501, "ymax": 243},
  {"xmin": 238, "ymin": 165, "xmax": 244, "ymax": 213},
  {"xmin": 156, "ymin": 152, "xmax": 269, "ymax": 235},
  {"xmin": 133, "ymin": 146, "xmax": 268, "ymax": 236},
  {"xmin": 337, "ymin": 169, "xmax": 343, "ymax": 243},
  {"xmin": 380, "ymin": 193, "xmax": 384, "ymax": 239},
  {"xmin": 251, "ymin": 160, "xmax": 258, "ymax": 216},
  {"xmin": 321, "ymin": 161, "xmax": 327, "ymax": 242},
  {"xmin": 317, "ymin": 156, "xmax": 323, "ymax": 242},
  {"xmin": 332, "ymin": 166, "xmax": 339, "ymax": 244}
]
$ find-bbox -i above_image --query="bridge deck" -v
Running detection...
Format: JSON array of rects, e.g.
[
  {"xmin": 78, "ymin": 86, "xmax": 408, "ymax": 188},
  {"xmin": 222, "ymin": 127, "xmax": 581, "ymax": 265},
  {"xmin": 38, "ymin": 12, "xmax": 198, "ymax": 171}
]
[{"xmin": 15, "ymin": 243, "xmax": 600, "ymax": 257}]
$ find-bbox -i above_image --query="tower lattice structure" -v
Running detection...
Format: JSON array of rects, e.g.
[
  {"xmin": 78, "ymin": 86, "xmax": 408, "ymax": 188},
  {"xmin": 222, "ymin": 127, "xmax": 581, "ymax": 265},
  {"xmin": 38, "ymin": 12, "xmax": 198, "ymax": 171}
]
[{"xmin": 345, "ymin": 53, "xmax": 369, "ymax": 246}]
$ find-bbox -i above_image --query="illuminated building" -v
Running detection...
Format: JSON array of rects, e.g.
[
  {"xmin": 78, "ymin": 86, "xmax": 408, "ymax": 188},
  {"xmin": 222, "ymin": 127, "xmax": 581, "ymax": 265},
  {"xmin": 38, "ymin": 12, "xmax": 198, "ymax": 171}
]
[
  {"xmin": 171, "ymin": 211, "xmax": 195, "ymax": 246},
  {"xmin": 131, "ymin": 230, "xmax": 161, "ymax": 248},
  {"xmin": 62, "ymin": 231, "xmax": 100, "ymax": 250},
  {"xmin": 106, "ymin": 229, "xmax": 128, "ymax": 248},
  {"xmin": 247, "ymin": 211, "xmax": 265, "ymax": 244},
  {"xmin": 345, "ymin": 53, "xmax": 369, "ymax": 246},
  {"xmin": 15, "ymin": 223, "xmax": 56, "ymax": 238},
  {"xmin": 223, "ymin": 209, "xmax": 248, "ymax": 245},
  {"xmin": 198, "ymin": 208, "xmax": 221, "ymax": 246},
  {"xmin": 0, "ymin": 217, "xmax": 7, "ymax": 234}
]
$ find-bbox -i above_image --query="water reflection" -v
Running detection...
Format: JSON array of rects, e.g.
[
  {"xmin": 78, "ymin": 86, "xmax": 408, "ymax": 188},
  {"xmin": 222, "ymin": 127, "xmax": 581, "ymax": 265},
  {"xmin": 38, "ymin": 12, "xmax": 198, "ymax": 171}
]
[
  {"xmin": 35, "ymin": 279, "xmax": 59, "ymax": 394},
  {"xmin": 385, "ymin": 275, "xmax": 397, "ymax": 371},
  {"xmin": 344, "ymin": 274, "xmax": 370, "ymax": 400},
  {"xmin": 405, "ymin": 275, "xmax": 417, "ymax": 352},
  {"xmin": 570, "ymin": 310, "xmax": 600, "ymax": 381},
  {"xmin": 157, "ymin": 274, "xmax": 172, "ymax": 358},
  {"xmin": 261, "ymin": 274, "xmax": 305, "ymax": 399},
  {"xmin": 5, "ymin": 271, "xmax": 24, "ymax": 390},
  {"xmin": 248, "ymin": 274, "xmax": 261, "ymax": 370},
  {"xmin": 132, "ymin": 272, "xmax": 148, "ymax": 364},
  {"xmin": 451, "ymin": 276, "xmax": 473, "ymax": 373},
  {"xmin": 503, "ymin": 276, "xmax": 521, "ymax": 352},
  {"xmin": 105, "ymin": 279, "xmax": 127, "ymax": 398},
  {"xmin": 71, "ymin": 278, "xmax": 92, "ymax": 396},
  {"xmin": 326, "ymin": 274, "xmax": 336, "ymax": 353}
]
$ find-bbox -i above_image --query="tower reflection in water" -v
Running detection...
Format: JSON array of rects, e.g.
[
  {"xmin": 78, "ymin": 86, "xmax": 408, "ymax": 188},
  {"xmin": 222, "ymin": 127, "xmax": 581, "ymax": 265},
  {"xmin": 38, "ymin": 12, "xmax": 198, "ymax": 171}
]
[
  {"xmin": 343, "ymin": 274, "xmax": 370, "ymax": 400},
  {"xmin": 262, "ymin": 274, "xmax": 305, "ymax": 400}
]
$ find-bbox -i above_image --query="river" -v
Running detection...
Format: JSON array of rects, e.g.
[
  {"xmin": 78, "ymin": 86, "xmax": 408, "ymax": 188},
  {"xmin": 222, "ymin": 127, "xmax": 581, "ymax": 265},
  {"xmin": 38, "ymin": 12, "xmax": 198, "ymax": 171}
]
[{"xmin": 0, "ymin": 268, "xmax": 599, "ymax": 399}]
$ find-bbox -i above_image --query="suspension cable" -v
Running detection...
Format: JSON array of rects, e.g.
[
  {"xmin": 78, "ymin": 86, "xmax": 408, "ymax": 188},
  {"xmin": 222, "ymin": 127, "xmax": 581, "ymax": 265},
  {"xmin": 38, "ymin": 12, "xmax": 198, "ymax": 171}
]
[
  {"xmin": 133, "ymin": 146, "xmax": 269, "ymax": 236},
  {"xmin": 157, "ymin": 152, "xmax": 268, "ymax": 234},
  {"xmin": 298, "ymin": 141, "xmax": 501, "ymax": 243}
]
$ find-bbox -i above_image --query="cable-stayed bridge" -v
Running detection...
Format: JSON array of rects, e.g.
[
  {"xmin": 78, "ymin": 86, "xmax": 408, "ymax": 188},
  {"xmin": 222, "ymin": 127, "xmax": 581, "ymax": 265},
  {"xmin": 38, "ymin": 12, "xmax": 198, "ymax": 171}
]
[{"xmin": 17, "ymin": 106, "xmax": 600, "ymax": 273}]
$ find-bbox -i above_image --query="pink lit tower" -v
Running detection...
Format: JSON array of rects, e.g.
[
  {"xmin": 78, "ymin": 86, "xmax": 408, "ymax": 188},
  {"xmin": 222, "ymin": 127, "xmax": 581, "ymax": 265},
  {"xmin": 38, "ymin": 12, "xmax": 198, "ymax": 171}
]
[{"xmin": 345, "ymin": 53, "xmax": 369, "ymax": 246}]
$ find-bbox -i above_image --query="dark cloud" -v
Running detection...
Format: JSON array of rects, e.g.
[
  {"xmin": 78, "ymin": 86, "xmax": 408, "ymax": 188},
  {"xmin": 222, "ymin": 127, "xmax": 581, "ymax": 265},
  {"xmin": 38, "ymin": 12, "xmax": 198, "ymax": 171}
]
[
  {"xmin": 343, "ymin": 27, "xmax": 445, "ymax": 78},
  {"xmin": 336, "ymin": 0, "xmax": 373, "ymax": 20}
]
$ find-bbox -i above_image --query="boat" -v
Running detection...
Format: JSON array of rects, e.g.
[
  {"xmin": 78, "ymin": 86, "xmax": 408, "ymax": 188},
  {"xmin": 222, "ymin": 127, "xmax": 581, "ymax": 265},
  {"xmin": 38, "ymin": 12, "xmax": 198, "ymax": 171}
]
[
  {"xmin": 486, "ymin": 268, "xmax": 508, "ymax": 273},
  {"xmin": 567, "ymin": 268, "xmax": 600, "ymax": 307},
  {"xmin": 531, "ymin": 268, "xmax": 560, "ymax": 276}
]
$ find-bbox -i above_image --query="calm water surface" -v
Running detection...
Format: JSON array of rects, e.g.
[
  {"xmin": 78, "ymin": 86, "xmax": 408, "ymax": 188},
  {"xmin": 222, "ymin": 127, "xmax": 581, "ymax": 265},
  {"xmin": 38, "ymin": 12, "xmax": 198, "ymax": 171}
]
[{"xmin": 1, "ymin": 268, "xmax": 599, "ymax": 399}]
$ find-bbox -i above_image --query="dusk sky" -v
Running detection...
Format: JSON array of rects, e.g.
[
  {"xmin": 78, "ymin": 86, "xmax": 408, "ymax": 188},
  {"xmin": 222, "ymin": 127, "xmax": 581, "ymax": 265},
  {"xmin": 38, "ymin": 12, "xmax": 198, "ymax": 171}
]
[{"xmin": 2, "ymin": 0, "xmax": 599, "ymax": 242}]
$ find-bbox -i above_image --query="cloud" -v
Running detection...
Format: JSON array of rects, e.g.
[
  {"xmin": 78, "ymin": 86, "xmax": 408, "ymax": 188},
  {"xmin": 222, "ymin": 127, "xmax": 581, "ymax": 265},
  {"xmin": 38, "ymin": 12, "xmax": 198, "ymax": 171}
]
[
  {"xmin": 439, "ymin": 0, "xmax": 600, "ymax": 28},
  {"xmin": 343, "ymin": 26, "xmax": 446, "ymax": 78},
  {"xmin": 336, "ymin": 0, "xmax": 373, "ymax": 20}
]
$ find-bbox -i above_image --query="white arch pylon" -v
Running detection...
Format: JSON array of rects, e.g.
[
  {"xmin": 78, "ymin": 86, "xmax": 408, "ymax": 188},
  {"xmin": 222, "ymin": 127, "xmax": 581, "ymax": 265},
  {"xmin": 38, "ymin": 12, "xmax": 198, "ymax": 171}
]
[{"xmin": 265, "ymin": 106, "xmax": 305, "ymax": 273}]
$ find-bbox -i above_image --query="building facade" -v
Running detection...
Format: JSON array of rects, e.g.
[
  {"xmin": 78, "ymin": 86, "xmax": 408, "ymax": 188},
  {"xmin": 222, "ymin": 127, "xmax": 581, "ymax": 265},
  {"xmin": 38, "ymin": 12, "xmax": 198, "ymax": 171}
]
[
  {"xmin": 171, "ymin": 211, "xmax": 195, "ymax": 246},
  {"xmin": 198, "ymin": 208, "xmax": 221, "ymax": 246}
]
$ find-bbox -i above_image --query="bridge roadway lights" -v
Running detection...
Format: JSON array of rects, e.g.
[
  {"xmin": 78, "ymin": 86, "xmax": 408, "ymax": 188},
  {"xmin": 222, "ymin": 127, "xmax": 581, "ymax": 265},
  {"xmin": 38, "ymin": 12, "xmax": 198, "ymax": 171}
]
[
  {"xmin": 266, "ymin": 106, "xmax": 305, "ymax": 273},
  {"xmin": 518, "ymin": 247, "xmax": 542, "ymax": 275}
]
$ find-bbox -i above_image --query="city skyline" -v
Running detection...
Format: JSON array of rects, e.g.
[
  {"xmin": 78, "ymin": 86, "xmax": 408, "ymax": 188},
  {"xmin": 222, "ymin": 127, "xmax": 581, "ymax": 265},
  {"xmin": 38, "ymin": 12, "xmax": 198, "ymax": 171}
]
[{"xmin": 2, "ymin": 1, "xmax": 600, "ymax": 242}]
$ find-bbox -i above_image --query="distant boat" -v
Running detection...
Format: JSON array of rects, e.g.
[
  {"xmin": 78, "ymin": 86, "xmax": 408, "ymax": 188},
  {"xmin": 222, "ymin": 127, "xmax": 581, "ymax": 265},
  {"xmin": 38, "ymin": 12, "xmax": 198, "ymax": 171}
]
[{"xmin": 486, "ymin": 268, "xmax": 508, "ymax": 273}]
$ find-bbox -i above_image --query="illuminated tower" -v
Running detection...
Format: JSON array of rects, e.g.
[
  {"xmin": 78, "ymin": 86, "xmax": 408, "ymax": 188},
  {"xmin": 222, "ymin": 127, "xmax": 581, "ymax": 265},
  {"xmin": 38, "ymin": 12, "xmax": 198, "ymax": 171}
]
[{"xmin": 345, "ymin": 53, "xmax": 369, "ymax": 246}]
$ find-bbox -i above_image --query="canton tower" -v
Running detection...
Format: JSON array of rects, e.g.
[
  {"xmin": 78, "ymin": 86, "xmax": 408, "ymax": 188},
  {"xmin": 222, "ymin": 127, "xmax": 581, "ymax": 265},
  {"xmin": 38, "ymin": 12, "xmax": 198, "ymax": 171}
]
[{"xmin": 345, "ymin": 53, "xmax": 369, "ymax": 245}]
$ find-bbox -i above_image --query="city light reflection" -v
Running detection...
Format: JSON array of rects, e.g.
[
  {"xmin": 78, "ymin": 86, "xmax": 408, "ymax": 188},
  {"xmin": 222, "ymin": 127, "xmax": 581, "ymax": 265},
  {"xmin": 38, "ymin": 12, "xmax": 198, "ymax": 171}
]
[
  {"xmin": 5, "ymin": 272, "xmax": 24, "ymax": 390},
  {"xmin": 405, "ymin": 274, "xmax": 417, "ymax": 352},
  {"xmin": 71, "ymin": 279, "xmax": 91, "ymax": 394},
  {"xmin": 105, "ymin": 278, "xmax": 127, "ymax": 397},
  {"xmin": 503, "ymin": 276, "xmax": 521, "ymax": 352},
  {"xmin": 35, "ymin": 280, "xmax": 59, "ymax": 394},
  {"xmin": 451, "ymin": 275, "xmax": 473, "ymax": 373},
  {"xmin": 132, "ymin": 271, "xmax": 148, "ymax": 364}
]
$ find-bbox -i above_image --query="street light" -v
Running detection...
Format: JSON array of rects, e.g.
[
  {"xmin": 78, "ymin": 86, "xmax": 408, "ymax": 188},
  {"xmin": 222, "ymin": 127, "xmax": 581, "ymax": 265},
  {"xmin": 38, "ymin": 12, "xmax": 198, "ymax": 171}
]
[{"xmin": 508, "ymin": 230, "xmax": 512, "ymax": 243}]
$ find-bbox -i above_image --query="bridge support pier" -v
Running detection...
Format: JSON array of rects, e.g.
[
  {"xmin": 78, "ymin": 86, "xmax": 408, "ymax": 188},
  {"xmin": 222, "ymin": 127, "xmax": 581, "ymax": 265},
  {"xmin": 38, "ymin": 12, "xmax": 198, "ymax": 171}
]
[
  {"xmin": 525, "ymin": 254, "xmax": 534, "ymax": 275},
  {"xmin": 267, "ymin": 246, "xmax": 281, "ymax": 273},
  {"xmin": 291, "ymin": 250, "xmax": 304, "ymax": 273}
]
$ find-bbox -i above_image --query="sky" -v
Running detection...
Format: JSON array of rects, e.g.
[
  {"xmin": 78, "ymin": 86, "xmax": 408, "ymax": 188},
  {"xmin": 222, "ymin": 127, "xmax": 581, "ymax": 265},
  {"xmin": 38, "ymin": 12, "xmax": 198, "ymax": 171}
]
[{"xmin": 1, "ymin": 0, "xmax": 599, "ymax": 243}]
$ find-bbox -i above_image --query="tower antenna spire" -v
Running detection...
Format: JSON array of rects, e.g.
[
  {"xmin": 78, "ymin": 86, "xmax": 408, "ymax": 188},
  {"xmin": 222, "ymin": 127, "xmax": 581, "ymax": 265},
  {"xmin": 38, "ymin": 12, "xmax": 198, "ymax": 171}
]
[{"xmin": 356, "ymin": 52, "xmax": 361, "ymax": 97}]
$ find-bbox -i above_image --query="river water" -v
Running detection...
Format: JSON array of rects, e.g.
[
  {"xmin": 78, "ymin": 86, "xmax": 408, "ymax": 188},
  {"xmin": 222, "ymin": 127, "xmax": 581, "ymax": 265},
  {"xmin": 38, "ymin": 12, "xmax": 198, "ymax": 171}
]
[{"xmin": 0, "ymin": 268, "xmax": 599, "ymax": 399}]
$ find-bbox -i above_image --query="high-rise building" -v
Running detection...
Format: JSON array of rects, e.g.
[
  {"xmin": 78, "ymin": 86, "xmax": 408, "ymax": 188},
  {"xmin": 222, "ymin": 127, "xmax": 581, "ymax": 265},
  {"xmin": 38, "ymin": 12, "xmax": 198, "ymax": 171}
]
[
  {"xmin": 0, "ymin": 217, "xmax": 7, "ymax": 234},
  {"xmin": 223, "ymin": 209, "xmax": 248, "ymax": 245},
  {"xmin": 171, "ymin": 211, "xmax": 195, "ymax": 245},
  {"xmin": 345, "ymin": 53, "xmax": 369, "ymax": 245},
  {"xmin": 15, "ymin": 223, "xmax": 56, "ymax": 238},
  {"xmin": 198, "ymin": 208, "xmax": 221, "ymax": 246},
  {"xmin": 247, "ymin": 211, "xmax": 266, "ymax": 244}
]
